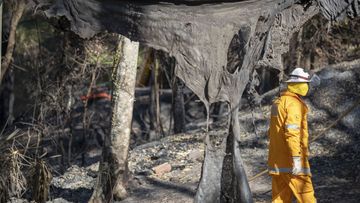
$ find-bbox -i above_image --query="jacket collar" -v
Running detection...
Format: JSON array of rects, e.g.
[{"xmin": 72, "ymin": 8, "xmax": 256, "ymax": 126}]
[{"xmin": 281, "ymin": 90, "xmax": 308, "ymax": 110}]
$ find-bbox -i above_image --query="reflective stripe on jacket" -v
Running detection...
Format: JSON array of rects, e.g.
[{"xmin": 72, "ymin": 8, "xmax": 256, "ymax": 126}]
[{"xmin": 268, "ymin": 91, "xmax": 311, "ymax": 176}]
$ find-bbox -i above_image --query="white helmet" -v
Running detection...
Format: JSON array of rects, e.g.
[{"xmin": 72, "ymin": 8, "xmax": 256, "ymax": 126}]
[{"xmin": 285, "ymin": 67, "xmax": 310, "ymax": 83}]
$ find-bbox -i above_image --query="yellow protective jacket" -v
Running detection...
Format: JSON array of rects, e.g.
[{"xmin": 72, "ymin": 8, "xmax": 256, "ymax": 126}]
[{"xmin": 268, "ymin": 91, "xmax": 311, "ymax": 176}]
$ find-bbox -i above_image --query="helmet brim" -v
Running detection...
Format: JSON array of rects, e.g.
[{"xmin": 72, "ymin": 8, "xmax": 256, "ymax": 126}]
[{"xmin": 285, "ymin": 78, "xmax": 311, "ymax": 83}]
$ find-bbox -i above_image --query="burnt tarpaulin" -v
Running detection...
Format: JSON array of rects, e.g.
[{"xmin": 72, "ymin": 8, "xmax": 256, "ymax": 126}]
[
  {"xmin": 37, "ymin": 0, "xmax": 359, "ymax": 110},
  {"xmin": 40, "ymin": 0, "xmax": 296, "ymax": 106}
]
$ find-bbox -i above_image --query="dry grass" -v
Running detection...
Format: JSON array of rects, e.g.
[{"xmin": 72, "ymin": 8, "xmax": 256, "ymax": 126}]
[
  {"xmin": 30, "ymin": 159, "xmax": 52, "ymax": 203},
  {"xmin": 0, "ymin": 147, "xmax": 27, "ymax": 201},
  {"xmin": 0, "ymin": 128, "xmax": 52, "ymax": 203}
]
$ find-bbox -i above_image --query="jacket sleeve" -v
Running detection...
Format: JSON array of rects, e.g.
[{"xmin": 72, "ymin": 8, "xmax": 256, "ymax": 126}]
[{"xmin": 284, "ymin": 101, "xmax": 302, "ymax": 157}]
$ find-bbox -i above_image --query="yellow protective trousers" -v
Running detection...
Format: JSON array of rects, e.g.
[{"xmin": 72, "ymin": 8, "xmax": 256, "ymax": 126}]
[{"xmin": 272, "ymin": 174, "xmax": 316, "ymax": 203}]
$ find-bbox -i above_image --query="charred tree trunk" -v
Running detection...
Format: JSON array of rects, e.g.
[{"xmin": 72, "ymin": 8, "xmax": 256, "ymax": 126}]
[
  {"xmin": 89, "ymin": 35, "xmax": 139, "ymax": 203},
  {"xmin": 172, "ymin": 76, "xmax": 186, "ymax": 133}
]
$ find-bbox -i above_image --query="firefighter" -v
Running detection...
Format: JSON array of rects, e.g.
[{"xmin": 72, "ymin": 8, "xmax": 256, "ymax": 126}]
[{"xmin": 268, "ymin": 67, "xmax": 320, "ymax": 203}]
